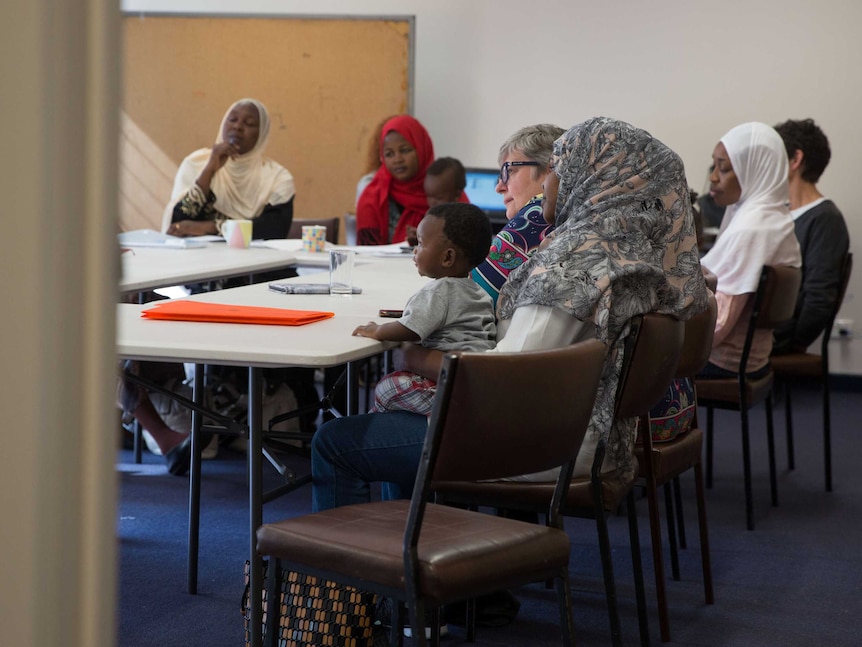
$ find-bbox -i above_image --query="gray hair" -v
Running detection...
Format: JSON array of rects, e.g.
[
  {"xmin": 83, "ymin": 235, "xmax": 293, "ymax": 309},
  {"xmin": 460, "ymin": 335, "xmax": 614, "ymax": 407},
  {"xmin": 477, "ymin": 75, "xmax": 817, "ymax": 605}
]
[{"xmin": 497, "ymin": 124, "xmax": 566, "ymax": 179}]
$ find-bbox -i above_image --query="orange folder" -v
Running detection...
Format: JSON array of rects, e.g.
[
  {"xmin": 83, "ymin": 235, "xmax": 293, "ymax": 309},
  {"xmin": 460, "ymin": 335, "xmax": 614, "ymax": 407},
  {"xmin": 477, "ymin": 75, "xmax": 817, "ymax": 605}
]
[{"xmin": 141, "ymin": 300, "xmax": 334, "ymax": 326}]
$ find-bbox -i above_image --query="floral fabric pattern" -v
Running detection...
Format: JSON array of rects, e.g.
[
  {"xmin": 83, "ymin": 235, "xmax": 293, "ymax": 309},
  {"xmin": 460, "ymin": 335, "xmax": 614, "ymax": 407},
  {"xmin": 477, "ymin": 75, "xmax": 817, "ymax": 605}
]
[{"xmin": 498, "ymin": 117, "xmax": 709, "ymax": 481}]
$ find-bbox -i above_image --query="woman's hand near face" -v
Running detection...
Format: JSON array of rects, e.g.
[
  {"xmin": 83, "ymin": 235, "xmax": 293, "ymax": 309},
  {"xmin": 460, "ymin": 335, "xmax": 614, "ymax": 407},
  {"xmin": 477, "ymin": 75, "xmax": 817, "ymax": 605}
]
[
  {"xmin": 208, "ymin": 140, "xmax": 240, "ymax": 171},
  {"xmin": 167, "ymin": 219, "xmax": 219, "ymax": 237},
  {"xmin": 196, "ymin": 140, "xmax": 241, "ymax": 195}
]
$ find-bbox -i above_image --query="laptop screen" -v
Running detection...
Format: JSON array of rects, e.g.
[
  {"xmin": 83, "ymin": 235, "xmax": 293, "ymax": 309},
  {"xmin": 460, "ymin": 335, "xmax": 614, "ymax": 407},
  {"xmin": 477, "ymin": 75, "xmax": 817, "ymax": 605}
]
[{"xmin": 464, "ymin": 168, "xmax": 506, "ymax": 217}]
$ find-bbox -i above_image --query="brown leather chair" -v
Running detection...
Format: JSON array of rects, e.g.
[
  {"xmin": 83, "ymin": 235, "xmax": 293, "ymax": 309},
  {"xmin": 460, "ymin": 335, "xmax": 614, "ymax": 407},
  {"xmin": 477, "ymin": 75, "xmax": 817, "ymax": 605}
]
[
  {"xmin": 697, "ymin": 265, "xmax": 802, "ymax": 530},
  {"xmin": 435, "ymin": 314, "xmax": 685, "ymax": 647},
  {"xmin": 288, "ymin": 217, "xmax": 340, "ymax": 244},
  {"xmin": 634, "ymin": 297, "xmax": 717, "ymax": 642},
  {"xmin": 771, "ymin": 253, "xmax": 852, "ymax": 492},
  {"xmin": 256, "ymin": 339, "xmax": 607, "ymax": 647}
]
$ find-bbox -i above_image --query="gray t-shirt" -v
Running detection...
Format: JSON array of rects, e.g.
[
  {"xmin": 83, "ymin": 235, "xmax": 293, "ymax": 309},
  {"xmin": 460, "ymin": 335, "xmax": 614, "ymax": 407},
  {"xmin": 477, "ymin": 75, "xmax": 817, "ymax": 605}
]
[{"xmin": 400, "ymin": 277, "xmax": 496, "ymax": 351}]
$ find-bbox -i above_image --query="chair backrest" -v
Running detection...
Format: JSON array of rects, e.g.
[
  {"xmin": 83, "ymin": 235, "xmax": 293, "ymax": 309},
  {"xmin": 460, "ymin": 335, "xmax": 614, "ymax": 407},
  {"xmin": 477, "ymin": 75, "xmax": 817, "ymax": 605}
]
[
  {"xmin": 676, "ymin": 294, "xmax": 718, "ymax": 379},
  {"xmin": 820, "ymin": 253, "xmax": 853, "ymax": 353},
  {"xmin": 753, "ymin": 265, "xmax": 802, "ymax": 330},
  {"xmin": 422, "ymin": 340, "xmax": 606, "ymax": 487},
  {"xmin": 733, "ymin": 264, "xmax": 802, "ymax": 373},
  {"xmin": 288, "ymin": 217, "xmax": 341, "ymax": 244},
  {"xmin": 344, "ymin": 214, "xmax": 358, "ymax": 246},
  {"xmin": 615, "ymin": 315, "xmax": 685, "ymax": 420}
]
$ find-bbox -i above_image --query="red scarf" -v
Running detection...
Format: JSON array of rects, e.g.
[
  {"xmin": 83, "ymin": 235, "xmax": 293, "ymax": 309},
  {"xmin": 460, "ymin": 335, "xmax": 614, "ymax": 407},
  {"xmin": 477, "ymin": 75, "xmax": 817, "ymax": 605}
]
[{"xmin": 356, "ymin": 115, "xmax": 435, "ymax": 245}]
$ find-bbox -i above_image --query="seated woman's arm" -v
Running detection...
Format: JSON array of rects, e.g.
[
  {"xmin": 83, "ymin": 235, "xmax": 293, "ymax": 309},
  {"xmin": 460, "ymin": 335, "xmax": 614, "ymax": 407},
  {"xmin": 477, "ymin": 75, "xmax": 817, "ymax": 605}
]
[
  {"xmin": 493, "ymin": 304, "xmax": 591, "ymax": 352},
  {"xmin": 397, "ymin": 344, "xmax": 445, "ymax": 380},
  {"xmin": 712, "ymin": 290, "xmax": 752, "ymax": 347},
  {"xmin": 249, "ymin": 199, "xmax": 293, "ymax": 239},
  {"xmin": 357, "ymin": 224, "xmax": 385, "ymax": 246},
  {"xmin": 168, "ymin": 196, "xmax": 293, "ymax": 239}
]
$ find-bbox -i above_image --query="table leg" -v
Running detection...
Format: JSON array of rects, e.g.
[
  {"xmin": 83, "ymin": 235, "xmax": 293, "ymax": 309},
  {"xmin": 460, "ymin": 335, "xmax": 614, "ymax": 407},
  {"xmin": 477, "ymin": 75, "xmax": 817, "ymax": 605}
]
[
  {"xmin": 248, "ymin": 366, "xmax": 264, "ymax": 647},
  {"xmin": 187, "ymin": 363, "xmax": 204, "ymax": 594},
  {"xmin": 346, "ymin": 360, "xmax": 357, "ymax": 415}
]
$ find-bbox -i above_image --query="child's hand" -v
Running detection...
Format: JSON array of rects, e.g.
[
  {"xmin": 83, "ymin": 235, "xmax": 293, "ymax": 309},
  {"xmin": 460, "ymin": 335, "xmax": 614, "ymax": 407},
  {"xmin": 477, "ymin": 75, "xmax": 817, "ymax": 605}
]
[{"xmin": 352, "ymin": 322, "xmax": 379, "ymax": 338}]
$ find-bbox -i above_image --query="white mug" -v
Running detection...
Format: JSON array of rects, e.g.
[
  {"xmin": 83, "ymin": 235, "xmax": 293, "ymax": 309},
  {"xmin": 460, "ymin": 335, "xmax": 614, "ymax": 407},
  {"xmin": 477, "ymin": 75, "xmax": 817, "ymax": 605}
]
[{"xmin": 223, "ymin": 220, "xmax": 253, "ymax": 249}]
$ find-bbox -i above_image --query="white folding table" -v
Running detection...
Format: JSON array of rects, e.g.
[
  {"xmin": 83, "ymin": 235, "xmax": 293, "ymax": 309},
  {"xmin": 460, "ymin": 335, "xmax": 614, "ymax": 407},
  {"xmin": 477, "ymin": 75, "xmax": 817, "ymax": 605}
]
[
  {"xmin": 119, "ymin": 243, "xmax": 299, "ymax": 296},
  {"xmin": 117, "ymin": 255, "xmax": 427, "ymax": 647}
]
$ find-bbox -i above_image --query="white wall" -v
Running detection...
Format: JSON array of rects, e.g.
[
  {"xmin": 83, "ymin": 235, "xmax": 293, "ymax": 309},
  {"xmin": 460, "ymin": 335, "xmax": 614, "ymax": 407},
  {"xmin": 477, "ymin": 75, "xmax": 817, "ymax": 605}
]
[{"xmin": 123, "ymin": 0, "xmax": 862, "ymax": 363}]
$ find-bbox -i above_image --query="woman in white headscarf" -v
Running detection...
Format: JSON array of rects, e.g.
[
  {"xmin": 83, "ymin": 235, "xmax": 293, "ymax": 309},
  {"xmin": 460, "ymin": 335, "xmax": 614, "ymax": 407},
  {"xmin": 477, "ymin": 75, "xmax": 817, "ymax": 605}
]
[
  {"xmin": 699, "ymin": 122, "xmax": 801, "ymax": 377},
  {"xmin": 162, "ymin": 98, "xmax": 295, "ymax": 239}
]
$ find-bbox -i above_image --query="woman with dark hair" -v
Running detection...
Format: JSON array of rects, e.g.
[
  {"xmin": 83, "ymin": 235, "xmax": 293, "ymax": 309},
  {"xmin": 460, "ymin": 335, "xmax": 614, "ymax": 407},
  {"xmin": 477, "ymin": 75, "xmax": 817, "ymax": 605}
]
[{"xmin": 699, "ymin": 122, "xmax": 801, "ymax": 377}]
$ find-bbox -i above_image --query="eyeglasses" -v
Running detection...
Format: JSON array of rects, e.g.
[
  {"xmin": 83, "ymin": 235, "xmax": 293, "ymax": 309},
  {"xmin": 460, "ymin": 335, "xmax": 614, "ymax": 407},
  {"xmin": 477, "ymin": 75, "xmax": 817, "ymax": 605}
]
[{"xmin": 498, "ymin": 161, "xmax": 541, "ymax": 185}]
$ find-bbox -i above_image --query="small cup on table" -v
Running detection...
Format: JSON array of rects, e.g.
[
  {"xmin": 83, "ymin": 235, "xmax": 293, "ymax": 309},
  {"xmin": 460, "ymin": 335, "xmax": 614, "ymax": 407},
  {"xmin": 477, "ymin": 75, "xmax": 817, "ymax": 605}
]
[
  {"xmin": 223, "ymin": 220, "xmax": 253, "ymax": 249},
  {"xmin": 329, "ymin": 249, "xmax": 356, "ymax": 296},
  {"xmin": 302, "ymin": 225, "xmax": 327, "ymax": 253}
]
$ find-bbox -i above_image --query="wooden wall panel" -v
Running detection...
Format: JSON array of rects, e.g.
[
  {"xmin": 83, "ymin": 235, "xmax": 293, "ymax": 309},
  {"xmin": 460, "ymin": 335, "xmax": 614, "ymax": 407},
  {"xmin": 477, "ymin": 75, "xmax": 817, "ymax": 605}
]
[{"xmin": 121, "ymin": 15, "xmax": 411, "ymax": 239}]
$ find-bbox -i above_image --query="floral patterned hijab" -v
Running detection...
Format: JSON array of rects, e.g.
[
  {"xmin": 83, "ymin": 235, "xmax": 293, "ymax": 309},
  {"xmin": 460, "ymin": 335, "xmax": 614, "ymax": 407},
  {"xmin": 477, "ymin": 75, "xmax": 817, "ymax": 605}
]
[{"xmin": 498, "ymin": 117, "xmax": 708, "ymax": 480}]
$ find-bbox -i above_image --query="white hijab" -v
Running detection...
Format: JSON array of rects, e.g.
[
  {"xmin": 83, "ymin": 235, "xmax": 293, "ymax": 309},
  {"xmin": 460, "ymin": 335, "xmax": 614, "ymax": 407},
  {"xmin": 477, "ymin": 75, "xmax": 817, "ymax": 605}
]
[
  {"xmin": 161, "ymin": 98, "xmax": 295, "ymax": 231},
  {"xmin": 701, "ymin": 122, "xmax": 801, "ymax": 295}
]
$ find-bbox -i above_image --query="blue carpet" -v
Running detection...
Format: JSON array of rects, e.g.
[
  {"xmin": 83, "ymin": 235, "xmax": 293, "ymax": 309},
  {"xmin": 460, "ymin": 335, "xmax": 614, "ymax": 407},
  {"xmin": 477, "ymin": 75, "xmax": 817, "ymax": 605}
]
[{"xmin": 118, "ymin": 384, "xmax": 862, "ymax": 646}]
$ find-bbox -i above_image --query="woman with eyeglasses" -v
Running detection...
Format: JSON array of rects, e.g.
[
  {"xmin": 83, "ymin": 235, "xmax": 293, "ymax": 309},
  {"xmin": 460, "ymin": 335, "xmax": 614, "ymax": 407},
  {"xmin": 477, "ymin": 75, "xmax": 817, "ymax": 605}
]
[{"xmin": 471, "ymin": 124, "xmax": 565, "ymax": 305}]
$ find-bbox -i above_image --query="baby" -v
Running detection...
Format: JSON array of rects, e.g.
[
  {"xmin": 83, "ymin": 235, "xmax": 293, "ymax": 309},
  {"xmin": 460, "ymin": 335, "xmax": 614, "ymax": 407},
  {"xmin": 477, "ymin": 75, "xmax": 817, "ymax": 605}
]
[
  {"xmin": 353, "ymin": 202, "xmax": 495, "ymax": 415},
  {"xmin": 423, "ymin": 156, "xmax": 467, "ymax": 207}
]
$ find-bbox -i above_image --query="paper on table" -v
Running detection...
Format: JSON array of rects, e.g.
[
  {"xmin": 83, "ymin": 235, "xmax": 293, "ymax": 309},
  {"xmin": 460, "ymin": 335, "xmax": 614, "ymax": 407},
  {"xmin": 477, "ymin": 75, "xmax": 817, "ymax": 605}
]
[
  {"xmin": 351, "ymin": 243, "xmax": 414, "ymax": 256},
  {"xmin": 141, "ymin": 300, "xmax": 334, "ymax": 326},
  {"xmin": 269, "ymin": 283, "xmax": 362, "ymax": 295},
  {"xmin": 252, "ymin": 240, "xmax": 410, "ymax": 257},
  {"xmin": 118, "ymin": 229, "xmax": 210, "ymax": 249}
]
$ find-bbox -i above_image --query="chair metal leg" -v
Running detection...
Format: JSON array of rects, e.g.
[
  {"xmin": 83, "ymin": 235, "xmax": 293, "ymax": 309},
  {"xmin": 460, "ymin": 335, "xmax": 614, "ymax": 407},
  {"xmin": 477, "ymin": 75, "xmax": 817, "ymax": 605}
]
[
  {"xmin": 132, "ymin": 419, "xmax": 143, "ymax": 463},
  {"xmin": 556, "ymin": 571, "xmax": 576, "ymax": 647},
  {"xmin": 672, "ymin": 477, "xmax": 687, "ymax": 550},
  {"xmin": 784, "ymin": 380, "xmax": 795, "ymax": 470},
  {"xmin": 626, "ymin": 491, "xmax": 651, "ymax": 647},
  {"xmin": 429, "ymin": 606, "xmax": 442, "ymax": 647},
  {"xmin": 693, "ymin": 462, "xmax": 714, "ymax": 604},
  {"xmin": 766, "ymin": 394, "xmax": 779, "ymax": 507},
  {"xmin": 740, "ymin": 406, "xmax": 755, "ymax": 531},
  {"xmin": 823, "ymin": 376, "xmax": 833, "ymax": 492},
  {"xmin": 465, "ymin": 597, "xmax": 477, "ymax": 643},
  {"xmin": 390, "ymin": 601, "xmax": 404, "ymax": 647},
  {"xmin": 663, "ymin": 484, "xmax": 681, "ymax": 581},
  {"xmin": 595, "ymin": 509, "xmax": 623, "ymax": 647},
  {"xmin": 408, "ymin": 597, "xmax": 428, "ymax": 647},
  {"xmin": 645, "ymin": 471, "xmax": 671, "ymax": 642},
  {"xmin": 705, "ymin": 407, "xmax": 714, "ymax": 489}
]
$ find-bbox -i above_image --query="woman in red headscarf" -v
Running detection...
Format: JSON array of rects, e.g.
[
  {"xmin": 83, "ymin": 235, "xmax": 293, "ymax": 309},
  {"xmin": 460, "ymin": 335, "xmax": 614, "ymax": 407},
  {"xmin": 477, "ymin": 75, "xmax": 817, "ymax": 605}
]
[{"xmin": 357, "ymin": 115, "xmax": 459, "ymax": 245}]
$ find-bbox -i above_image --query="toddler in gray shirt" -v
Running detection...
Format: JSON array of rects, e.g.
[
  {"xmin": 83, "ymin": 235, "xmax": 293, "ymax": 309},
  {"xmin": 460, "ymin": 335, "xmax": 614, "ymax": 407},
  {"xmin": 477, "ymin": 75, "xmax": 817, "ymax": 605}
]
[{"xmin": 353, "ymin": 202, "xmax": 495, "ymax": 414}]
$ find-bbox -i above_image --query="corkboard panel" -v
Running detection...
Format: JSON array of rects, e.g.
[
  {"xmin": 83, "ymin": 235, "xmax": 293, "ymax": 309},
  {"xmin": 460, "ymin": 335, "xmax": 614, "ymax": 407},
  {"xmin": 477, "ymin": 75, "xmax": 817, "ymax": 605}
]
[{"xmin": 121, "ymin": 15, "xmax": 411, "ymax": 239}]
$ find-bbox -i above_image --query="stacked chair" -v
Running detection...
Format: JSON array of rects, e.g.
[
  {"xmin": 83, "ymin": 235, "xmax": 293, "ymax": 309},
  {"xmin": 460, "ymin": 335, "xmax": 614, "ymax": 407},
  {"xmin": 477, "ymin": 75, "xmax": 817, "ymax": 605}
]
[
  {"xmin": 696, "ymin": 265, "xmax": 802, "ymax": 530},
  {"xmin": 634, "ymin": 297, "xmax": 718, "ymax": 641},
  {"xmin": 433, "ymin": 313, "xmax": 685, "ymax": 647},
  {"xmin": 256, "ymin": 339, "xmax": 608, "ymax": 647},
  {"xmin": 771, "ymin": 253, "xmax": 852, "ymax": 492}
]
